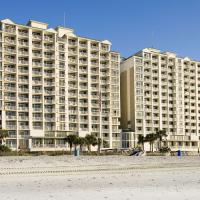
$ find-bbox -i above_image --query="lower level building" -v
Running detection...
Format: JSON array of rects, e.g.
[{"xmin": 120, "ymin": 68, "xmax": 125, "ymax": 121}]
[
  {"xmin": 0, "ymin": 18, "xmax": 121, "ymax": 151},
  {"xmin": 120, "ymin": 48, "xmax": 200, "ymax": 152}
]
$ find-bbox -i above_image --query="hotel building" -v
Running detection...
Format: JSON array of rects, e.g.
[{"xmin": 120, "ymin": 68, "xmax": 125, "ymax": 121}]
[
  {"xmin": 121, "ymin": 48, "xmax": 200, "ymax": 152},
  {"xmin": 0, "ymin": 19, "xmax": 120, "ymax": 151}
]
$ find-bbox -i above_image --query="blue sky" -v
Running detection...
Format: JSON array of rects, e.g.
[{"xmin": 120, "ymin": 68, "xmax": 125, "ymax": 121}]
[{"xmin": 1, "ymin": 0, "xmax": 200, "ymax": 59}]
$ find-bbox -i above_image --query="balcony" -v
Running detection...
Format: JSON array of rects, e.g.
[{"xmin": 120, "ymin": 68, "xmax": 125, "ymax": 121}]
[
  {"xmin": 69, "ymin": 118, "xmax": 78, "ymax": 123},
  {"xmin": 91, "ymin": 70, "xmax": 99, "ymax": 75},
  {"xmin": 32, "ymin": 71, "xmax": 42, "ymax": 76},
  {"xmin": 91, "ymin": 79, "xmax": 99, "ymax": 83},
  {"xmin": 68, "ymin": 41, "xmax": 77, "ymax": 46},
  {"xmin": 91, "ymin": 45, "xmax": 99, "ymax": 50},
  {"xmin": 100, "ymin": 63, "xmax": 109, "ymax": 68},
  {"xmin": 19, "ymin": 116, "xmax": 28, "ymax": 120},
  {"xmin": 4, "ymin": 67, "xmax": 16, "ymax": 73},
  {"xmin": 91, "ymin": 87, "xmax": 98, "ymax": 91},
  {"xmin": 5, "ymin": 106, "xmax": 16, "ymax": 110},
  {"xmin": 68, "ymin": 110, "xmax": 78, "ymax": 114},
  {"xmin": 44, "ymin": 45, "xmax": 54, "ymax": 50},
  {"xmin": 91, "ymin": 54, "xmax": 98, "ymax": 58},
  {"xmin": 79, "ymin": 94, "xmax": 88, "ymax": 98},
  {"xmin": 44, "ymin": 63, "xmax": 54, "ymax": 68},
  {"xmin": 33, "ymin": 126, "xmax": 43, "ymax": 130},
  {"xmin": 44, "ymin": 54, "xmax": 55, "ymax": 60},
  {"xmin": 59, "ymin": 56, "xmax": 65, "ymax": 60},
  {"xmin": 79, "ymin": 77, "xmax": 88, "ymax": 82},
  {"xmin": 32, "ymin": 62, "xmax": 42, "ymax": 67},
  {"xmin": 45, "ymin": 108, "xmax": 55, "ymax": 113},
  {"xmin": 19, "ymin": 60, "xmax": 29, "ymax": 65},
  {"xmin": 33, "ymin": 107, "xmax": 42, "ymax": 112},
  {"xmin": 92, "ymin": 120, "xmax": 99, "ymax": 124},
  {"xmin": 4, "ymin": 48, "xmax": 16, "ymax": 54},
  {"xmin": 79, "ymin": 102, "xmax": 88, "ymax": 107},
  {"xmin": 79, "ymin": 43, "xmax": 87, "ymax": 48},
  {"xmin": 92, "ymin": 128, "xmax": 100, "ymax": 132},
  {"xmin": 19, "ymin": 88, "xmax": 29, "ymax": 93},
  {"xmin": 45, "ymin": 126, "xmax": 56, "ymax": 131},
  {"xmin": 79, "ymin": 85, "xmax": 88, "ymax": 90},
  {"xmin": 68, "ymin": 66, "xmax": 78, "ymax": 72},
  {"xmin": 19, "ymin": 51, "xmax": 28, "ymax": 56},
  {"xmin": 33, "ymin": 53, "xmax": 42, "ymax": 58},
  {"xmin": 91, "ymin": 62, "xmax": 99, "ymax": 67},
  {"xmin": 18, "ymin": 107, "xmax": 29, "ymax": 111},
  {"xmin": 6, "ymin": 115, "xmax": 16, "ymax": 120},
  {"xmin": 32, "ymin": 43, "xmax": 42, "ymax": 49},
  {"xmin": 19, "ymin": 125, "xmax": 29, "ymax": 130},
  {"xmin": 19, "ymin": 69, "xmax": 29, "ymax": 74},
  {"xmin": 59, "ymin": 46, "xmax": 65, "ymax": 51},
  {"xmin": 68, "ymin": 84, "xmax": 78, "ymax": 89},
  {"xmin": 44, "ymin": 82, "xmax": 55, "ymax": 86},
  {"xmin": 18, "ymin": 41, "xmax": 28, "ymax": 47},
  {"xmin": 6, "ymin": 125, "xmax": 17, "ymax": 130},
  {"xmin": 80, "ymin": 119, "xmax": 88, "ymax": 123},
  {"xmin": 91, "ymin": 103, "xmax": 99, "ymax": 108},
  {"xmin": 91, "ymin": 111, "xmax": 99, "ymax": 115},
  {"xmin": 5, "ymin": 86, "xmax": 16, "ymax": 91},
  {"xmin": 18, "ymin": 30, "xmax": 28, "ymax": 37},
  {"xmin": 33, "ymin": 117, "xmax": 43, "ymax": 121},
  {"xmin": 69, "ymin": 127, "xmax": 78, "ymax": 131},
  {"xmin": 4, "ymin": 57, "xmax": 16, "ymax": 63},
  {"xmin": 32, "ymin": 33, "xmax": 42, "ymax": 40},
  {"xmin": 4, "ymin": 38, "xmax": 16, "ymax": 44},
  {"xmin": 44, "ymin": 36, "xmax": 54, "ymax": 42},
  {"xmin": 33, "ymin": 98, "xmax": 42, "ymax": 103},
  {"xmin": 19, "ymin": 97, "xmax": 29, "ymax": 102},
  {"xmin": 4, "ymin": 96, "xmax": 16, "ymax": 101},
  {"xmin": 68, "ymin": 49, "xmax": 77, "ymax": 55},
  {"xmin": 44, "ymin": 90, "xmax": 54, "ymax": 95},
  {"xmin": 45, "ymin": 117, "xmax": 55, "ymax": 122},
  {"xmin": 100, "ymin": 56, "xmax": 109, "ymax": 60},
  {"xmin": 68, "ymin": 101, "xmax": 78, "ymax": 106},
  {"xmin": 18, "ymin": 79, "xmax": 29, "ymax": 84},
  {"xmin": 68, "ymin": 58, "xmax": 76, "ymax": 64}
]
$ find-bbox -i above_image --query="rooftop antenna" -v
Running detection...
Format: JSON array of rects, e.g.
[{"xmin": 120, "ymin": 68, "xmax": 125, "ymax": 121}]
[
  {"xmin": 64, "ymin": 12, "xmax": 66, "ymax": 27},
  {"xmin": 151, "ymin": 31, "xmax": 154, "ymax": 48}
]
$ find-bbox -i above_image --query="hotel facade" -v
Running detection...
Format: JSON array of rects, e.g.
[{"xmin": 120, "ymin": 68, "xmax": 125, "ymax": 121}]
[
  {"xmin": 0, "ymin": 19, "xmax": 120, "ymax": 151},
  {"xmin": 121, "ymin": 48, "xmax": 200, "ymax": 152}
]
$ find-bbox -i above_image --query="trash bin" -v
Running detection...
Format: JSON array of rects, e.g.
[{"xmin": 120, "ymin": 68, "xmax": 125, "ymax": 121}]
[
  {"xmin": 74, "ymin": 149, "xmax": 80, "ymax": 156},
  {"xmin": 177, "ymin": 150, "xmax": 181, "ymax": 157}
]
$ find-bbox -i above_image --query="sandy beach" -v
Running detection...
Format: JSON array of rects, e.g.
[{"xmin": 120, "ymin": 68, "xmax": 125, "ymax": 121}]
[{"xmin": 0, "ymin": 156, "xmax": 200, "ymax": 200}]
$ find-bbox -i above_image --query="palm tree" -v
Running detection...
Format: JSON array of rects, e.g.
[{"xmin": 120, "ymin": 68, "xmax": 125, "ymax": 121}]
[
  {"xmin": 73, "ymin": 135, "xmax": 80, "ymax": 152},
  {"xmin": 137, "ymin": 134, "xmax": 145, "ymax": 150},
  {"xmin": 145, "ymin": 133, "xmax": 157, "ymax": 152},
  {"xmin": 97, "ymin": 138, "xmax": 102, "ymax": 154},
  {"xmin": 103, "ymin": 140, "xmax": 109, "ymax": 148},
  {"xmin": 156, "ymin": 129, "xmax": 167, "ymax": 150},
  {"xmin": 0, "ymin": 129, "xmax": 8, "ymax": 145},
  {"xmin": 65, "ymin": 134, "xmax": 77, "ymax": 153},
  {"xmin": 85, "ymin": 134, "xmax": 97, "ymax": 152},
  {"xmin": 79, "ymin": 137, "xmax": 85, "ymax": 152}
]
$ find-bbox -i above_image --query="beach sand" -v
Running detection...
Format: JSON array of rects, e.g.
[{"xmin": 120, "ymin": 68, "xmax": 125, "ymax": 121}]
[{"xmin": 0, "ymin": 156, "xmax": 200, "ymax": 200}]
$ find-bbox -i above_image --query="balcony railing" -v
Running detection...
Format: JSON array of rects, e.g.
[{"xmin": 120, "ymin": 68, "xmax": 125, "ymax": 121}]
[
  {"xmin": 4, "ymin": 96, "xmax": 16, "ymax": 101},
  {"xmin": 6, "ymin": 125, "xmax": 17, "ymax": 130}
]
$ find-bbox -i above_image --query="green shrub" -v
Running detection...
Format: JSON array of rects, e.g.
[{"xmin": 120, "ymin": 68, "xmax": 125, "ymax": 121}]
[
  {"xmin": 0, "ymin": 145, "xmax": 11, "ymax": 152},
  {"xmin": 159, "ymin": 146, "xmax": 171, "ymax": 153}
]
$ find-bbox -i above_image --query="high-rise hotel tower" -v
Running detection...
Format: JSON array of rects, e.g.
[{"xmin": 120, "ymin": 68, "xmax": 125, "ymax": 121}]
[
  {"xmin": 0, "ymin": 19, "xmax": 120, "ymax": 151},
  {"xmin": 121, "ymin": 48, "xmax": 200, "ymax": 152}
]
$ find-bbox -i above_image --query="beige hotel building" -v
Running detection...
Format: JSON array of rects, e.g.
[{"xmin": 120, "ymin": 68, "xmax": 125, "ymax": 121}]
[
  {"xmin": 0, "ymin": 19, "xmax": 120, "ymax": 151},
  {"xmin": 121, "ymin": 48, "xmax": 200, "ymax": 152}
]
